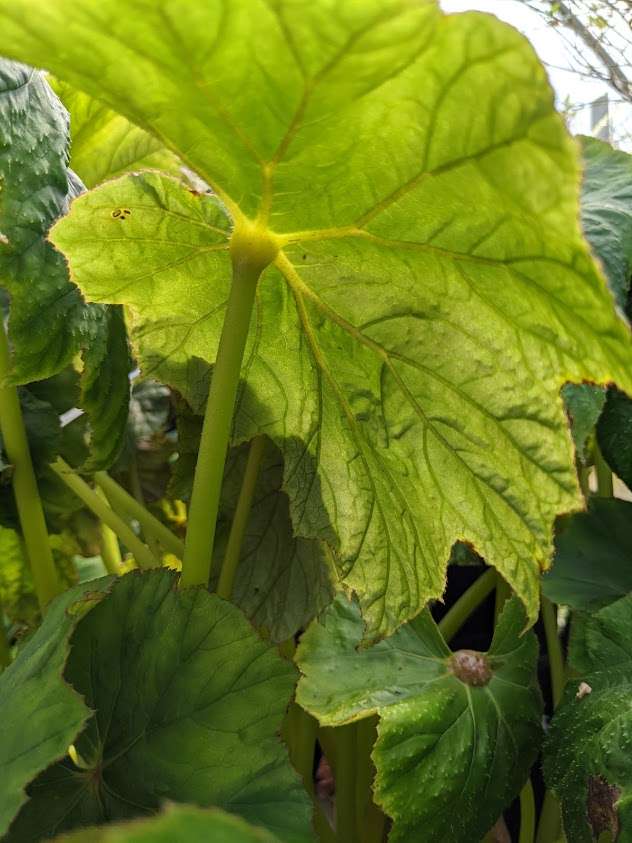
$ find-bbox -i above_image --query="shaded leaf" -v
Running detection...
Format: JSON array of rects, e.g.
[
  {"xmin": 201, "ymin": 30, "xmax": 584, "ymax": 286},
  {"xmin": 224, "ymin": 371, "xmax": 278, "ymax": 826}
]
[
  {"xmin": 0, "ymin": 577, "xmax": 112, "ymax": 838},
  {"xmin": 543, "ymin": 498, "xmax": 632, "ymax": 611},
  {"xmin": 8, "ymin": 570, "xmax": 312, "ymax": 843},
  {"xmin": 52, "ymin": 804, "xmax": 281, "ymax": 842},
  {"xmin": 51, "ymin": 78, "xmax": 180, "ymax": 189},
  {"xmin": 596, "ymin": 386, "xmax": 632, "ymax": 490},
  {"xmin": 544, "ymin": 593, "xmax": 632, "ymax": 842},
  {"xmin": 0, "ymin": 59, "xmax": 130, "ymax": 469},
  {"xmin": 297, "ymin": 596, "xmax": 542, "ymax": 842},
  {"xmin": 561, "ymin": 382, "xmax": 605, "ymax": 464},
  {"xmin": 6, "ymin": 4, "xmax": 632, "ymax": 637}
]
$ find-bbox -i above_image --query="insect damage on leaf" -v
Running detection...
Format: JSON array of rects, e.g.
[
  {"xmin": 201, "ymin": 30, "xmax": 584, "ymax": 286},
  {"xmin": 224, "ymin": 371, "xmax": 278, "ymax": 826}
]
[{"xmin": 587, "ymin": 776, "xmax": 620, "ymax": 840}]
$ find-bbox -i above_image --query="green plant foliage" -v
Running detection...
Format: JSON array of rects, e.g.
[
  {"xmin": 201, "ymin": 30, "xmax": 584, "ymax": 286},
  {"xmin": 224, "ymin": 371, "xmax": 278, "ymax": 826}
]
[
  {"xmin": 597, "ymin": 386, "xmax": 632, "ymax": 489},
  {"xmin": 561, "ymin": 382, "xmax": 606, "ymax": 463},
  {"xmin": 51, "ymin": 79, "xmax": 180, "ymax": 189},
  {"xmin": 0, "ymin": 577, "xmax": 112, "ymax": 838},
  {"xmin": 7, "ymin": 570, "xmax": 312, "ymax": 843},
  {"xmin": 52, "ymin": 804, "xmax": 281, "ymax": 842},
  {"xmin": 6, "ymin": 2, "xmax": 632, "ymax": 639},
  {"xmin": 214, "ymin": 439, "xmax": 334, "ymax": 642},
  {"xmin": 544, "ymin": 593, "xmax": 632, "ymax": 842},
  {"xmin": 0, "ymin": 59, "xmax": 131, "ymax": 470},
  {"xmin": 543, "ymin": 499, "xmax": 632, "ymax": 610},
  {"xmin": 296, "ymin": 596, "xmax": 541, "ymax": 841},
  {"xmin": 580, "ymin": 136, "xmax": 632, "ymax": 314}
]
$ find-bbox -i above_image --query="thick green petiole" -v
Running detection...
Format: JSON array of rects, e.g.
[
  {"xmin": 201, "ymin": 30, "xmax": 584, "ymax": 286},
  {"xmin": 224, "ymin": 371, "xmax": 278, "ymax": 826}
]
[
  {"xmin": 95, "ymin": 486, "xmax": 124, "ymax": 575},
  {"xmin": 0, "ymin": 323, "xmax": 61, "ymax": 610},
  {"xmin": 438, "ymin": 567, "xmax": 497, "ymax": 643},
  {"xmin": 518, "ymin": 779, "xmax": 536, "ymax": 843},
  {"xmin": 95, "ymin": 471, "xmax": 185, "ymax": 559},
  {"xmin": 594, "ymin": 442, "xmax": 613, "ymax": 498},
  {"xmin": 51, "ymin": 458, "xmax": 156, "ymax": 569},
  {"xmin": 0, "ymin": 601, "xmax": 10, "ymax": 670},
  {"xmin": 217, "ymin": 434, "xmax": 266, "ymax": 599},
  {"xmin": 180, "ymin": 223, "xmax": 277, "ymax": 588}
]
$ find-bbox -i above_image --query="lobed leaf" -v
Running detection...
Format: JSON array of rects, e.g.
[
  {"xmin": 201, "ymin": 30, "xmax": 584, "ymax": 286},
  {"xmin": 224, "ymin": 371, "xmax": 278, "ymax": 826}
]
[
  {"xmin": 296, "ymin": 596, "xmax": 542, "ymax": 842},
  {"xmin": 7, "ymin": 570, "xmax": 313, "ymax": 843},
  {"xmin": 3, "ymin": 3, "xmax": 632, "ymax": 637}
]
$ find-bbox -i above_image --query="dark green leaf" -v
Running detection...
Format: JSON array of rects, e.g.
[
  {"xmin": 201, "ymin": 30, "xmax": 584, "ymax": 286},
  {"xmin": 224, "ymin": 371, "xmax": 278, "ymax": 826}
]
[
  {"xmin": 596, "ymin": 386, "xmax": 632, "ymax": 490},
  {"xmin": 0, "ymin": 577, "xmax": 112, "ymax": 838},
  {"xmin": 544, "ymin": 593, "xmax": 632, "ymax": 842},
  {"xmin": 561, "ymin": 382, "xmax": 606, "ymax": 463},
  {"xmin": 0, "ymin": 59, "xmax": 130, "ymax": 469},
  {"xmin": 8, "ymin": 570, "xmax": 313, "ymax": 843},
  {"xmin": 543, "ymin": 498, "xmax": 632, "ymax": 611},
  {"xmin": 297, "ymin": 596, "xmax": 542, "ymax": 842}
]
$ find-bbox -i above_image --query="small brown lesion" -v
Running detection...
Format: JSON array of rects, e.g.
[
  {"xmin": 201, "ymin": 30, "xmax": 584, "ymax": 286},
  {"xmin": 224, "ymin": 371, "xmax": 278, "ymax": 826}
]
[
  {"xmin": 111, "ymin": 208, "xmax": 132, "ymax": 220},
  {"xmin": 587, "ymin": 775, "xmax": 620, "ymax": 839},
  {"xmin": 450, "ymin": 649, "xmax": 492, "ymax": 686}
]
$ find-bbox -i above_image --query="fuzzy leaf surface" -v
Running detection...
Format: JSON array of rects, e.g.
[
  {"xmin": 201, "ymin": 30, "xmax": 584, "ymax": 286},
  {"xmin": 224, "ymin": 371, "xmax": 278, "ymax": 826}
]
[
  {"xmin": 297, "ymin": 596, "xmax": 542, "ymax": 842},
  {"xmin": 545, "ymin": 593, "xmax": 632, "ymax": 842},
  {"xmin": 7, "ymin": 570, "xmax": 312, "ymax": 843},
  {"xmin": 0, "ymin": 578, "xmax": 112, "ymax": 838},
  {"xmin": 543, "ymin": 499, "xmax": 632, "ymax": 611},
  {"xmin": 5, "ymin": 3, "xmax": 632, "ymax": 637},
  {"xmin": 52, "ymin": 805, "xmax": 281, "ymax": 843},
  {"xmin": 0, "ymin": 59, "xmax": 130, "ymax": 469},
  {"xmin": 561, "ymin": 383, "xmax": 605, "ymax": 464}
]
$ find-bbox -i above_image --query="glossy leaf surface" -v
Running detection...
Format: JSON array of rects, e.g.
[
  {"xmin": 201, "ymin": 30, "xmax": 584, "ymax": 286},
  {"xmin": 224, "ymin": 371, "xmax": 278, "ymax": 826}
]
[{"xmin": 297, "ymin": 596, "xmax": 542, "ymax": 841}]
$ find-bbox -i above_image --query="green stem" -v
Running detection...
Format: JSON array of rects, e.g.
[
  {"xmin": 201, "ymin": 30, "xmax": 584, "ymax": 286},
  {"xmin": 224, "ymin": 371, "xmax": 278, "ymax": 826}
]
[
  {"xmin": 0, "ymin": 602, "xmax": 10, "ymax": 670},
  {"xmin": 578, "ymin": 463, "xmax": 590, "ymax": 499},
  {"xmin": 286, "ymin": 702, "xmax": 318, "ymax": 796},
  {"xmin": 51, "ymin": 458, "xmax": 156, "ymax": 569},
  {"xmin": 95, "ymin": 487, "xmax": 123, "ymax": 575},
  {"xmin": 94, "ymin": 471, "xmax": 185, "ymax": 559},
  {"xmin": 217, "ymin": 435, "xmax": 266, "ymax": 600},
  {"xmin": 594, "ymin": 443, "xmax": 613, "ymax": 497},
  {"xmin": 438, "ymin": 568, "xmax": 497, "ymax": 643},
  {"xmin": 355, "ymin": 716, "xmax": 385, "ymax": 843},
  {"xmin": 180, "ymin": 254, "xmax": 262, "ymax": 588},
  {"xmin": 494, "ymin": 574, "xmax": 511, "ymax": 622},
  {"xmin": 335, "ymin": 723, "xmax": 358, "ymax": 843},
  {"xmin": 536, "ymin": 596, "xmax": 566, "ymax": 843},
  {"xmin": 519, "ymin": 779, "xmax": 536, "ymax": 843},
  {"xmin": 0, "ymin": 323, "xmax": 61, "ymax": 610},
  {"xmin": 541, "ymin": 596, "xmax": 565, "ymax": 709}
]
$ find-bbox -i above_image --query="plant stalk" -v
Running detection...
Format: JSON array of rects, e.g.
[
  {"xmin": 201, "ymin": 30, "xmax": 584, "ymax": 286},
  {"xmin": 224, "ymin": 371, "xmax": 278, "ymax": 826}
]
[
  {"xmin": 0, "ymin": 602, "xmax": 10, "ymax": 670},
  {"xmin": 594, "ymin": 443, "xmax": 613, "ymax": 498},
  {"xmin": 95, "ymin": 487, "xmax": 123, "ymax": 575},
  {"xmin": 217, "ymin": 434, "xmax": 266, "ymax": 599},
  {"xmin": 94, "ymin": 471, "xmax": 185, "ymax": 558},
  {"xmin": 519, "ymin": 779, "xmax": 536, "ymax": 843},
  {"xmin": 0, "ymin": 323, "xmax": 61, "ymax": 610},
  {"xmin": 438, "ymin": 567, "xmax": 497, "ymax": 642},
  {"xmin": 335, "ymin": 723, "xmax": 358, "ymax": 843},
  {"xmin": 180, "ymin": 253, "xmax": 262, "ymax": 588},
  {"xmin": 51, "ymin": 458, "xmax": 156, "ymax": 569}
]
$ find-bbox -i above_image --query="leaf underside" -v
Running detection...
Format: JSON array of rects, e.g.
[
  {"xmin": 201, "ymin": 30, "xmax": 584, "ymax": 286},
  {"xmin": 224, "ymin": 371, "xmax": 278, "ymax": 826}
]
[{"xmin": 1, "ymin": 2, "xmax": 632, "ymax": 637}]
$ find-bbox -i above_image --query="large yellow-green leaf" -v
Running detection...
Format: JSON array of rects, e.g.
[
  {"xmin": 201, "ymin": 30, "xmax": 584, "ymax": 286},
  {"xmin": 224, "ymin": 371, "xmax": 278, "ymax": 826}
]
[
  {"xmin": 2, "ymin": 2, "xmax": 632, "ymax": 638},
  {"xmin": 51, "ymin": 79, "xmax": 180, "ymax": 189},
  {"xmin": 296, "ymin": 596, "xmax": 542, "ymax": 842}
]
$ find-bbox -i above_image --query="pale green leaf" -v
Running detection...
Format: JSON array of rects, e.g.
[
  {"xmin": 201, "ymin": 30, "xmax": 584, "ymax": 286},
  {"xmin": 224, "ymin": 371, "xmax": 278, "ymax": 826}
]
[
  {"xmin": 0, "ymin": 577, "xmax": 112, "ymax": 838},
  {"xmin": 52, "ymin": 804, "xmax": 281, "ymax": 843},
  {"xmin": 297, "ymin": 596, "xmax": 542, "ymax": 842},
  {"xmin": 7, "ymin": 570, "xmax": 313, "ymax": 843},
  {"xmin": 4, "ymin": 3, "xmax": 632, "ymax": 637},
  {"xmin": 544, "ymin": 593, "xmax": 632, "ymax": 842},
  {"xmin": 51, "ymin": 78, "xmax": 181, "ymax": 189}
]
